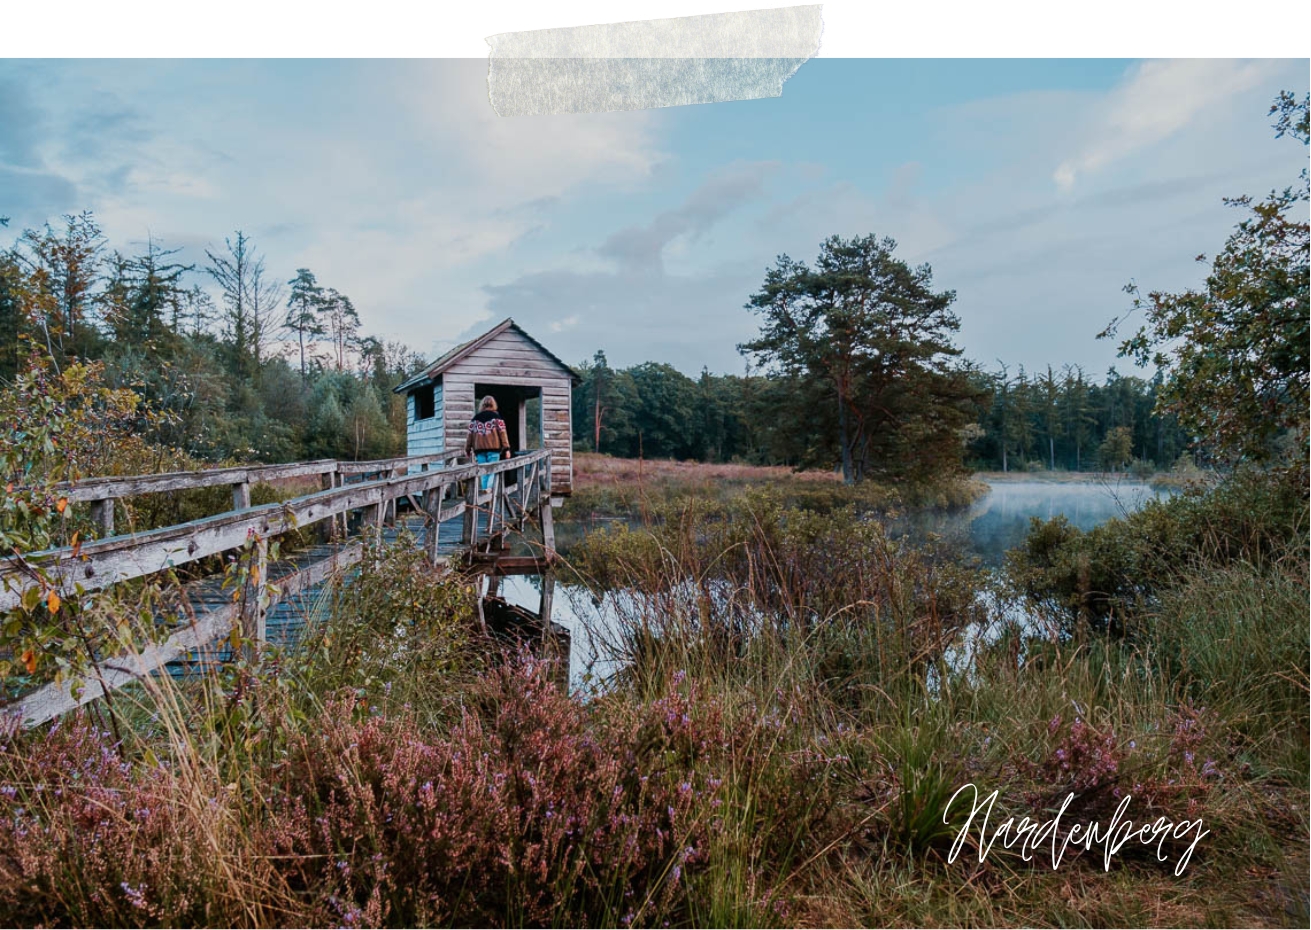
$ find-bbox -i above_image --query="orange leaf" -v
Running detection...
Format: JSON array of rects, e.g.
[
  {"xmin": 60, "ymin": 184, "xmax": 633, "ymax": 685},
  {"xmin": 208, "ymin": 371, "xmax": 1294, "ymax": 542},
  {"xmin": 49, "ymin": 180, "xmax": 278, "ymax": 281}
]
[
  {"xmin": 56, "ymin": 497, "xmax": 68, "ymax": 514},
  {"xmin": 47, "ymin": 591, "xmax": 61, "ymax": 614},
  {"xmin": 21, "ymin": 649, "xmax": 36, "ymax": 674},
  {"xmin": 70, "ymin": 532, "xmax": 81, "ymax": 555}
]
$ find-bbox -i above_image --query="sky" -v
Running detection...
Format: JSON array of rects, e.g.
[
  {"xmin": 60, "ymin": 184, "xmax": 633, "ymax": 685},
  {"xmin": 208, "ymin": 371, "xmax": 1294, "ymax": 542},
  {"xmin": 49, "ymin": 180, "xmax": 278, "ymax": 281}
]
[{"xmin": 1, "ymin": 57, "xmax": 1306, "ymax": 377}]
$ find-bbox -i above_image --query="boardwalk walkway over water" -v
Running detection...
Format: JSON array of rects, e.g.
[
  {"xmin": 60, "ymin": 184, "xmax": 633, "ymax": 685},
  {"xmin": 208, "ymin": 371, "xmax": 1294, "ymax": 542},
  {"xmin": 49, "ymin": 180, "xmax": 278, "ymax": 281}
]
[{"xmin": 1, "ymin": 450, "xmax": 561, "ymax": 729}]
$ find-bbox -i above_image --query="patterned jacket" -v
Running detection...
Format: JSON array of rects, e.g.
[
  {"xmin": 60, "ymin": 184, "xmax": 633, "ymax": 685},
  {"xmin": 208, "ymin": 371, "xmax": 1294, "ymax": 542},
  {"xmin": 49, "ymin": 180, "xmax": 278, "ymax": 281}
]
[{"xmin": 465, "ymin": 409, "xmax": 511, "ymax": 455}]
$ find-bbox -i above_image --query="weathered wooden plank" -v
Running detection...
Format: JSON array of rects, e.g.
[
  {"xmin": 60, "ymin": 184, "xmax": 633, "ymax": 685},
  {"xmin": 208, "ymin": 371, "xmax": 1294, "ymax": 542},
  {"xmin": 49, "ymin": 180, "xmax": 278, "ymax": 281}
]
[
  {"xmin": 337, "ymin": 452, "xmax": 456, "ymax": 475},
  {"xmin": 444, "ymin": 372, "xmax": 571, "ymax": 389},
  {"xmin": 445, "ymin": 346, "xmax": 563, "ymax": 364},
  {"xmin": 59, "ymin": 461, "xmax": 339, "ymax": 503},
  {"xmin": 468, "ymin": 555, "xmax": 555, "ymax": 576},
  {"xmin": 445, "ymin": 362, "xmax": 569, "ymax": 383},
  {"xmin": 55, "ymin": 455, "xmax": 459, "ymax": 505}
]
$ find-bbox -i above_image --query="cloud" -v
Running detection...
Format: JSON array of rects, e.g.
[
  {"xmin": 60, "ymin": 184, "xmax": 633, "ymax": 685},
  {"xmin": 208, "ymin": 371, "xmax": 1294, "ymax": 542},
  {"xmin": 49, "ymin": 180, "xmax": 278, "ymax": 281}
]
[
  {"xmin": 482, "ymin": 261, "xmax": 761, "ymax": 373},
  {"xmin": 480, "ymin": 168, "xmax": 784, "ymax": 370},
  {"xmin": 0, "ymin": 165, "xmax": 78, "ymax": 216},
  {"xmin": 402, "ymin": 60, "xmax": 665, "ymax": 208},
  {"xmin": 1053, "ymin": 59, "xmax": 1278, "ymax": 190},
  {"xmin": 0, "ymin": 78, "xmax": 44, "ymax": 168},
  {"xmin": 756, "ymin": 165, "xmax": 956, "ymax": 265},
  {"xmin": 598, "ymin": 161, "xmax": 777, "ymax": 271}
]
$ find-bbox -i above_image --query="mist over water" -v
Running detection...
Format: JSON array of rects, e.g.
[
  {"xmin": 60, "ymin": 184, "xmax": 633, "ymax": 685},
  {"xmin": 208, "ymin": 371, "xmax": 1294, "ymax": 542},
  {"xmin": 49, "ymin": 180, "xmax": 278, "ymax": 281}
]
[{"xmin": 920, "ymin": 477, "xmax": 1176, "ymax": 566}]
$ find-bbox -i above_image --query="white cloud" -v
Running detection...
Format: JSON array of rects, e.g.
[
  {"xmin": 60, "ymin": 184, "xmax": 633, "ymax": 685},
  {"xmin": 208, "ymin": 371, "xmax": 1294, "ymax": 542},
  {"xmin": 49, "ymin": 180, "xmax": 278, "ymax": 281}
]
[
  {"xmin": 1053, "ymin": 58, "xmax": 1278, "ymax": 190},
  {"xmin": 401, "ymin": 60, "xmax": 665, "ymax": 208}
]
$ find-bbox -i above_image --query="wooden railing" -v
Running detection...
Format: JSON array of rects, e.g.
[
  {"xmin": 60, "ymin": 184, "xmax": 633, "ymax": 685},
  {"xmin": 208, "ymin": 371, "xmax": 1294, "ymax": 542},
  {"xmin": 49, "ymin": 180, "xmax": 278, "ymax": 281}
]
[
  {"xmin": 2, "ymin": 450, "xmax": 555, "ymax": 728},
  {"xmin": 56, "ymin": 452, "xmax": 469, "ymax": 537}
]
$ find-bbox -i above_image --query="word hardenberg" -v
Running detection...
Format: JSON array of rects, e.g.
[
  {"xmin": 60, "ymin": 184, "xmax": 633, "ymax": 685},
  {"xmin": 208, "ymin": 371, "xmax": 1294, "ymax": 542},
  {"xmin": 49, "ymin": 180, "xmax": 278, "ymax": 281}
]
[{"xmin": 944, "ymin": 784, "xmax": 1208, "ymax": 876}]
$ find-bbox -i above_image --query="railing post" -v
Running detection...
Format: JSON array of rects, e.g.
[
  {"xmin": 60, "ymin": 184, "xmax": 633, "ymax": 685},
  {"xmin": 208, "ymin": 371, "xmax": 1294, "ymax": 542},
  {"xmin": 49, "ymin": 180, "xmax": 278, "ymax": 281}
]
[
  {"xmin": 463, "ymin": 471, "xmax": 479, "ymax": 548},
  {"xmin": 240, "ymin": 534, "xmax": 269, "ymax": 662},
  {"xmin": 425, "ymin": 483, "xmax": 447, "ymax": 566},
  {"xmin": 492, "ymin": 468, "xmax": 504, "ymax": 540},
  {"xmin": 539, "ymin": 572, "xmax": 555, "ymax": 624},
  {"xmin": 362, "ymin": 494, "xmax": 385, "ymax": 566},
  {"xmin": 539, "ymin": 453, "xmax": 556, "ymax": 560},
  {"xmin": 318, "ymin": 467, "xmax": 337, "ymax": 542},
  {"xmin": 89, "ymin": 498, "xmax": 114, "ymax": 538},
  {"xmin": 386, "ymin": 467, "xmax": 403, "ymax": 526},
  {"xmin": 232, "ymin": 481, "xmax": 251, "ymax": 510}
]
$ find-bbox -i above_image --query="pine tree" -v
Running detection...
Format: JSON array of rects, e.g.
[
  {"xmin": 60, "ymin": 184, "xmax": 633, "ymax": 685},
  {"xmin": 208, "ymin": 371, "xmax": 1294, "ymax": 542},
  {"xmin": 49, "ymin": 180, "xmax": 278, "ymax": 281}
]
[{"xmin": 285, "ymin": 268, "xmax": 325, "ymax": 383}]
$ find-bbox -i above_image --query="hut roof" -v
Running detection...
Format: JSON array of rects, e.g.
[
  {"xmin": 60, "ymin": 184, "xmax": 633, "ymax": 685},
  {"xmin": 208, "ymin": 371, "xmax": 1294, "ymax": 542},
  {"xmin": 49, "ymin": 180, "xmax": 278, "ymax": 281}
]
[{"xmin": 394, "ymin": 318, "xmax": 580, "ymax": 394}]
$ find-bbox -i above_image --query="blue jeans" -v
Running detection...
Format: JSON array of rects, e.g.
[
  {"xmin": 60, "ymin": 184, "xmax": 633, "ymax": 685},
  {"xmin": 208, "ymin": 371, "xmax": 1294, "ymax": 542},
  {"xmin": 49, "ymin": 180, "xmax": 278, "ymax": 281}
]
[{"xmin": 476, "ymin": 451, "xmax": 500, "ymax": 491}]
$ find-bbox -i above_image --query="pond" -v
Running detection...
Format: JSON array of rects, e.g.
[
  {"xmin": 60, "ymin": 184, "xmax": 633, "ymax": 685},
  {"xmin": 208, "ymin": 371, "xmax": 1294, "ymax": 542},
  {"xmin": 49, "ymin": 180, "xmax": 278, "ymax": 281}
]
[
  {"xmin": 903, "ymin": 475, "xmax": 1176, "ymax": 566},
  {"xmin": 499, "ymin": 475, "xmax": 1178, "ymax": 689}
]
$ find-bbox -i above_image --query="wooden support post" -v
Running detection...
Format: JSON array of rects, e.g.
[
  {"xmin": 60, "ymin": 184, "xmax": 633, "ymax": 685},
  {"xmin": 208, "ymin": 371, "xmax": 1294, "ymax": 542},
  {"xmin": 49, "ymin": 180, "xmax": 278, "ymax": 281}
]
[
  {"xmin": 463, "ymin": 475, "xmax": 478, "ymax": 548},
  {"xmin": 475, "ymin": 574, "xmax": 488, "ymax": 634},
  {"xmin": 89, "ymin": 498, "xmax": 114, "ymax": 538},
  {"xmin": 424, "ymin": 484, "xmax": 446, "ymax": 566},
  {"xmin": 539, "ymin": 572, "xmax": 555, "ymax": 624},
  {"xmin": 386, "ymin": 467, "xmax": 404, "ymax": 526},
  {"xmin": 541, "ymin": 498, "xmax": 556, "ymax": 560},
  {"xmin": 232, "ymin": 481, "xmax": 251, "ymax": 510},
  {"xmin": 240, "ymin": 535, "xmax": 268, "ymax": 661},
  {"xmin": 318, "ymin": 471, "xmax": 337, "ymax": 542},
  {"xmin": 362, "ymin": 499, "xmax": 385, "ymax": 565},
  {"xmin": 486, "ymin": 572, "xmax": 500, "ymax": 598},
  {"xmin": 492, "ymin": 469, "xmax": 503, "ymax": 539},
  {"xmin": 539, "ymin": 453, "xmax": 556, "ymax": 559}
]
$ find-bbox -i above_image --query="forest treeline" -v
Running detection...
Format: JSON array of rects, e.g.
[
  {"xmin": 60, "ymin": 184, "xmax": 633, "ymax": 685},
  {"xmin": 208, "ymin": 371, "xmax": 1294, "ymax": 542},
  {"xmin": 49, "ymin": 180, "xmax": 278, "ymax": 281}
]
[
  {"xmin": 572, "ymin": 353, "xmax": 1193, "ymax": 476},
  {"xmin": 0, "ymin": 217, "xmax": 425, "ymax": 465}
]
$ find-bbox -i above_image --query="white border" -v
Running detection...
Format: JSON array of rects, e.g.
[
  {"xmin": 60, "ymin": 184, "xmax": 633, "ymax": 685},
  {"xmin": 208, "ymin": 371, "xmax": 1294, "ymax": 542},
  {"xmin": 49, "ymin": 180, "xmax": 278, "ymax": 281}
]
[{"xmin": 3, "ymin": 1, "xmax": 1309, "ymax": 58}]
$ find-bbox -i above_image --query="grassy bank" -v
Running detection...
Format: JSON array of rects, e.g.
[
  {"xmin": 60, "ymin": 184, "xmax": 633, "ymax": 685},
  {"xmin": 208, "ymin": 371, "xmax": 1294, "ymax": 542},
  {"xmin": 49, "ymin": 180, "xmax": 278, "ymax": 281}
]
[
  {"xmin": 566, "ymin": 453, "xmax": 987, "ymax": 523},
  {"xmin": 1, "ymin": 472, "xmax": 1306, "ymax": 927}
]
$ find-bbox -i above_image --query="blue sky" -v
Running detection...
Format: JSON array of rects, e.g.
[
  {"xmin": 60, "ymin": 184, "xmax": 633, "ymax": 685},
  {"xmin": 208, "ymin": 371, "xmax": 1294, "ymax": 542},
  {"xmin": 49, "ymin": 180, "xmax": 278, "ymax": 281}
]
[{"xmin": 1, "ymin": 58, "xmax": 1306, "ymax": 375}]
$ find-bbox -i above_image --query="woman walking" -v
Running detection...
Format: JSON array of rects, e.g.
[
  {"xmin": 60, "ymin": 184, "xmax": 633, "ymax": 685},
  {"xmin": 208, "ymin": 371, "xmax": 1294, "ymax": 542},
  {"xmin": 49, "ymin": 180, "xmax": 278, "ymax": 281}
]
[{"xmin": 465, "ymin": 395, "xmax": 512, "ymax": 492}]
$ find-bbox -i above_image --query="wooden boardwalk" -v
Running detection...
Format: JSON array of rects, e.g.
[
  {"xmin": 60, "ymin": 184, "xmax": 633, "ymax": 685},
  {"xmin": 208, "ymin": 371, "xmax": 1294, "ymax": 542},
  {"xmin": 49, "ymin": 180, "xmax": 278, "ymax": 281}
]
[
  {"xmin": 166, "ymin": 508, "xmax": 524, "ymax": 670},
  {"xmin": 2, "ymin": 452, "xmax": 561, "ymax": 728}
]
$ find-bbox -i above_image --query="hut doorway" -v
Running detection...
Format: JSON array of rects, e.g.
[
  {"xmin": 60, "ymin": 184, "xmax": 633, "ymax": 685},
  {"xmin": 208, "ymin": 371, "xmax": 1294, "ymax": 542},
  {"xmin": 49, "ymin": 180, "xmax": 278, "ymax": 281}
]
[{"xmin": 475, "ymin": 383, "xmax": 543, "ymax": 453}]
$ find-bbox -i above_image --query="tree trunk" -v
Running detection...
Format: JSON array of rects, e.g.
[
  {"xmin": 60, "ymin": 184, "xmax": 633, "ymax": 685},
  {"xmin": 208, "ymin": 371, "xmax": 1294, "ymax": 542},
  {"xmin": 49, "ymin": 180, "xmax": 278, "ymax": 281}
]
[{"xmin": 837, "ymin": 386, "xmax": 854, "ymax": 484}]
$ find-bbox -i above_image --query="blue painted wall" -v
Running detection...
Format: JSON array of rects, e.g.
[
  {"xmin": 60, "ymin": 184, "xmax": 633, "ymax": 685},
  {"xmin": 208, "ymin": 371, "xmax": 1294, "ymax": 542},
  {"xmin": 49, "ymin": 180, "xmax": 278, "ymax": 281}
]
[{"xmin": 406, "ymin": 382, "xmax": 444, "ymax": 472}]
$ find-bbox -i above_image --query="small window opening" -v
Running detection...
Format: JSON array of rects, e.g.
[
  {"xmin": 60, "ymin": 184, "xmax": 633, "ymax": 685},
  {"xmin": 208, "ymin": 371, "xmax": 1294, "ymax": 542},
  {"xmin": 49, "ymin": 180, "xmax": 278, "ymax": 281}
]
[{"xmin": 414, "ymin": 384, "xmax": 435, "ymax": 420}]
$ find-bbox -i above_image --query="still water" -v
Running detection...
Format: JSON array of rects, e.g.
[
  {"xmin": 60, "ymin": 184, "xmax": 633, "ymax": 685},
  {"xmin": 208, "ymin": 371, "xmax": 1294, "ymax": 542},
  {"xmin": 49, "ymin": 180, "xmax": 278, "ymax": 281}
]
[
  {"xmin": 908, "ymin": 476, "xmax": 1175, "ymax": 566},
  {"xmin": 500, "ymin": 476, "xmax": 1176, "ymax": 688}
]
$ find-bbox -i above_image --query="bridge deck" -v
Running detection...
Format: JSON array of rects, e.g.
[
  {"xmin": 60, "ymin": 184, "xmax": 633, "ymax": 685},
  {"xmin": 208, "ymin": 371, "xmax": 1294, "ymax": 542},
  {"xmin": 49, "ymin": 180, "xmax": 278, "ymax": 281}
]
[{"xmin": 168, "ymin": 506, "xmax": 519, "ymax": 672}]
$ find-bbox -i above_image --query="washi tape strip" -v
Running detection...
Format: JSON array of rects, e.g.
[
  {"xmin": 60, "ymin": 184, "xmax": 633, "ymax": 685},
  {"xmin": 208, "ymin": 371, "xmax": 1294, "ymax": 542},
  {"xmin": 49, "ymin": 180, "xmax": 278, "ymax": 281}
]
[{"xmin": 487, "ymin": 6, "xmax": 824, "ymax": 116}]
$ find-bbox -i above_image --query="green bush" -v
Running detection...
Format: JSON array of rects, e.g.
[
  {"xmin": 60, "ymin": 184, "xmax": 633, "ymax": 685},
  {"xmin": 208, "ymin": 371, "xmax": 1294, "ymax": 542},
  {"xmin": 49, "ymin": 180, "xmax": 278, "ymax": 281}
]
[{"xmin": 1007, "ymin": 467, "xmax": 1308, "ymax": 631}]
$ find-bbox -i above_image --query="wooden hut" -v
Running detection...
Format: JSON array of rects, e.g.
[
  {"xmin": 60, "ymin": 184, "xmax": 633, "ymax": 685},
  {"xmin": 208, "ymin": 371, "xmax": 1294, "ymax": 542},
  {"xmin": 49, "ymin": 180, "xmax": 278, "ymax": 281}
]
[{"xmin": 394, "ymin": 318, "xmax": 579, "ymax": 496}]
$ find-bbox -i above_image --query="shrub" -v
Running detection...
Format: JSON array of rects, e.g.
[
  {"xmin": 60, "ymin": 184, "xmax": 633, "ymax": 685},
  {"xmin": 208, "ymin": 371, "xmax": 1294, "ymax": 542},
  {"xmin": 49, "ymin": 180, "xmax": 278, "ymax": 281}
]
[{"xmin": 1007, "ymin": 467, "xmax": 1307, "ymax": 631}]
